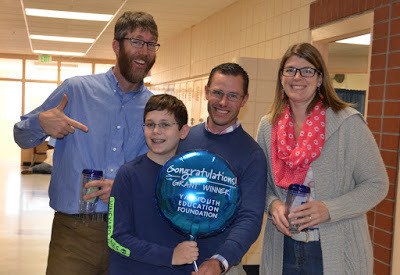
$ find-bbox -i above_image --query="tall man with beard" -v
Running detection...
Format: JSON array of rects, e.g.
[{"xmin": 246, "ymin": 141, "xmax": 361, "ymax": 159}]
[{"xmin": 14, "ymin": 11, "xmax": 159, "ymax": 275}]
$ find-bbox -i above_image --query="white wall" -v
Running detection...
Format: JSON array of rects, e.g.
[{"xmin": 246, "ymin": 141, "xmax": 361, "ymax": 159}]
[
  {"xmin": 331, "ymin": 73, "xmax": 369, "ymax": 91},
  {"xmin": 150, "ymin": 0, "xmax": 314, "ymax": 139},
  {"xmin": 152, "ymin": 0, "xmax": 314, "ymax": 84}
]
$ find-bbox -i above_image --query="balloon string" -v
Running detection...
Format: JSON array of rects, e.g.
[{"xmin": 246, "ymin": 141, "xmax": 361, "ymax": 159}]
[{"xmin": 189, "ymin": 235, "xmax": 199, "ymax": 272}]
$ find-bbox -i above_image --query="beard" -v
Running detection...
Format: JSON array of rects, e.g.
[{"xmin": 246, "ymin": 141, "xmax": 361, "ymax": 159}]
[{"xmin": 117, "ymin": 45, "xmax": 156, "ymax": 84}]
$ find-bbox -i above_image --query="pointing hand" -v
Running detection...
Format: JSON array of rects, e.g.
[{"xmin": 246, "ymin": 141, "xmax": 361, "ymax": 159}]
[{"xmin": 38, "ymin": 94, "xmax": 89, "ymax": 138}]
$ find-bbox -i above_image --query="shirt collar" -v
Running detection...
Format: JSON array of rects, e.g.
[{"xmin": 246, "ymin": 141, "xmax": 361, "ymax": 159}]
[
  {"xmin": 107, "ymin": 67, "xmax": 146, "ymax": 95},
  {"xmin": 204, "ymin": 118, "xmax": 241, "ymax": 135}
]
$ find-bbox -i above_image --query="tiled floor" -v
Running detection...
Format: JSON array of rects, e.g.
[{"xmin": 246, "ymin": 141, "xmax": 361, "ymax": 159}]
[{"xmin": 0, "ymin": 157, "xmax": 53, "ymax": 274}]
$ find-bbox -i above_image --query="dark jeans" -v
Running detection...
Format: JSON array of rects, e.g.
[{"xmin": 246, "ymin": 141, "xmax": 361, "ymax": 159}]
[{"xmin": 283, "ymin": 235, "xmax": 323, "ymax": 275}]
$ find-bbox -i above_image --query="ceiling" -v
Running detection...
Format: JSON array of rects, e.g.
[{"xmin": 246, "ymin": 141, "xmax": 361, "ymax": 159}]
[
  {"xmin": 1, "ymin": 0, "xmax": 236, "ymax": 60},
  {"xmin": 1, "ymin": 0, "xmax": 368, "ymax": 65},
  {"xmin": 329, "ymin": 42, "xmax": 369, "ymax": 58}
]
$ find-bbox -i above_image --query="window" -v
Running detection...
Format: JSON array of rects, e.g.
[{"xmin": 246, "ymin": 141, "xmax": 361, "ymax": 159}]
[
  {"xmin": 0, "ymin": 59, "xmax": 22, "ymax": 79},
  {"xmin": 25, "ymin": 82, "xmax": 57, "ymax": 114},
  {"xmin": 61, "ymin": 62, "xmax": 92, "ymax": 81},
  {"xmin": 26, "ymin": 60, "xmax": 58, "ymax": 81},
  {"xmin": 95, "ymin": 64, "xmax": 113, "ymax": 74},
  {"xmin": 0, "ymin": 81, "xmax": 22, "ymax": 158}
]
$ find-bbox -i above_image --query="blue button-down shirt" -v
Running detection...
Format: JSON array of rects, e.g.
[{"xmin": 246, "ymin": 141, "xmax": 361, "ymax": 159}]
[{"xmin": 14, "ymin": 68, "xmax": 153, "ymax": 213}]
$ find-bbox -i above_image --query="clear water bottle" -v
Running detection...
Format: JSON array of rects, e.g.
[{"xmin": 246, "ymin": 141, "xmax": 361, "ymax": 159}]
[
  {"xmin": 285, "ymin": 184, "xmax": 310, "ymax": 233},
  {"xmin": 79, "ymin": 169, "xmax": 103, "ymax": 214}
]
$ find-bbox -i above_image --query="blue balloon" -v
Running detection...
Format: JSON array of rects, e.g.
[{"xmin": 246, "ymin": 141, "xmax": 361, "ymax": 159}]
[{"xmin": 155, "ymin": 150, "xmax": 241, "ymax": 239}]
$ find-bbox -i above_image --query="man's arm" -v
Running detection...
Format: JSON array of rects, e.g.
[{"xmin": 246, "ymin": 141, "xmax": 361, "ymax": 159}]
[
  {"xmin": 14, "ymin": 81, "xmax": 88, "ymax": 149},
  {"xmin": 213, "ymin": 149, "xmax": 267, "ymax": 267}
]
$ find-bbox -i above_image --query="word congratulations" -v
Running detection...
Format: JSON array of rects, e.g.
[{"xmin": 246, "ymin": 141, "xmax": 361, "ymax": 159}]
[{"xmin": 167, "ymin": 165, "xmax": 237, "ymax": 185}]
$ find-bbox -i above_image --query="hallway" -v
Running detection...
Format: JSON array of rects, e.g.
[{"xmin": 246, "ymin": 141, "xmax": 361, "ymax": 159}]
[{"xmin": 0, "ymin": 157, "xmax": 53, "ymax": 274}]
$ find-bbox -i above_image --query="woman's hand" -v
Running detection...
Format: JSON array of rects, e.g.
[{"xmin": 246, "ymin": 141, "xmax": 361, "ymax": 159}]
[
  {"xmin": 270, "ymin": 200, "xmax": 292, "ymax": 236},
  {"xmin": 288, "ymin": 200, "xmax": 330, "ymax": 231}
]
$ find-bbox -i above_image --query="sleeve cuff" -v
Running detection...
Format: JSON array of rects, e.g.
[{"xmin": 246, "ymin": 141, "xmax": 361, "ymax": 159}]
[
  {"xmin": 30, "ymin": 113, "xmax": 48, "ymax": 139},
  {"xmin": 211, "ymin": 254, "xmax": 228, "ymax": 274}
]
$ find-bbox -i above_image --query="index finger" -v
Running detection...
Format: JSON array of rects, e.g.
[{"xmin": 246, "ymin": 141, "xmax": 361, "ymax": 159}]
[
  {"xmin": 292, "ymin": 201, "xmax": 312, "ymax": 213},
  {"xmin": 83, "ymin": 188, "xmax": 104, "ymax": 200},
  {"xmin": 278, "ymin": 213, "xmax": 290, "ymax": 227},
  {"xmin": 85, "ymin": 180, "xmax": 103, "ymax": 188},
  {"xmin": 67, "ymin": 117, "xmax": 89, "ymax": 133}
]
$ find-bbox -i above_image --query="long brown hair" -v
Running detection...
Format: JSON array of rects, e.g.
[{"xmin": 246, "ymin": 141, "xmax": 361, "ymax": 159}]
[{"xmin": 269, "ymin": 43, "xmax": 352, "ymax": 124}]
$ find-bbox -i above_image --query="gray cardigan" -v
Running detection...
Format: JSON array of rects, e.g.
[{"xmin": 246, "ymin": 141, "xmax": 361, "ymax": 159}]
[{"xmin": 256, "ymin": 107, "xmax": 389, "ymax": 275}]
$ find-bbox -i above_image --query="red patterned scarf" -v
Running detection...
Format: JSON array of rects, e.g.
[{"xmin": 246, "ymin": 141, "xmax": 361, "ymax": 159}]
[{"xmin": 271, "ymin": 101, "xmax": 326, "ymax": 189}]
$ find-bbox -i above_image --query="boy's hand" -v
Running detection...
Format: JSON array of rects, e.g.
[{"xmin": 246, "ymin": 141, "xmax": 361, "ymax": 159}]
[{"xmin": 172, "ymin": 241, "xmax": 199, "ymax": 265}]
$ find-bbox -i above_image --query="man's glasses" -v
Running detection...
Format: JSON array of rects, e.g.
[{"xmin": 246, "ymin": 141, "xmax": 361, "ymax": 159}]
[
  {"xmin": 142, "ymin": 122, "xmax": 178, "ymax": 131},
  {"xmin": 281, "ymin": 67, "xmax": 319, "ymax": 77},
  {"xmin": 121, "ymin": 37, "xmax": 160, "ymax": 52},
  {"xmin": 209, "ymin": 90, "xmax": 244, "ymax": 102}
]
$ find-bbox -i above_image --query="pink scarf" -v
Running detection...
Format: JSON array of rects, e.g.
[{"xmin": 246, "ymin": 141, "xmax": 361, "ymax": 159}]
[{"xmin": 271, "ymin": 102, "xmax": 326, "ymax": 189}]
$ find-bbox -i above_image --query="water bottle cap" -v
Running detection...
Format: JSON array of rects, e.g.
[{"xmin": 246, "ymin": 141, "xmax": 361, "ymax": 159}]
[
  {"xmin": 82, "ymin": 169, "xmax": 103, "ymax": 177},
  {"xmin": 288, "ymin": 183, "xmax": 310, "ymax": 194}
]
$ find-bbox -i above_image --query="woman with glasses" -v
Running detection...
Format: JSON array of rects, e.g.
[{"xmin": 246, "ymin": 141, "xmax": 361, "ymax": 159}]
[{"xmin": 256, "ymin": 43, "xmax": 388, "ymax": 274}]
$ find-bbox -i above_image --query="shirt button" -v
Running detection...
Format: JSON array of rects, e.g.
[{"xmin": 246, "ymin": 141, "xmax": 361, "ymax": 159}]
[
  {"xmin": 112, "ymin": 147, "xmax": 117, "ymax": 151},
  {"xmin": 110, "ymin": 168, "xmax": 114, "ymax": 172},
  {"xmin": 117, "ymin": 125, "xmax": 121, "ymax": 129},
  {"xmin": 113, "ymin": 89, "xmax": 116, "ymax": 93},
  {"xmin": 122, "ymin": 105, "xmax": 125, "ymax": 108}
]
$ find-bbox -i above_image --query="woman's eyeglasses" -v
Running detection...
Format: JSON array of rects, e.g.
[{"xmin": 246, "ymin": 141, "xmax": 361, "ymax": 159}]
[{"xmin": 281, "ymin": 67, "xmax": 320, "ymax": 77}]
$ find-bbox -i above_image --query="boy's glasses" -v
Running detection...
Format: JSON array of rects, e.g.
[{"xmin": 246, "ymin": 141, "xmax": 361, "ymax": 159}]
[{"xmin": 142, "ymin": 122, "xmax": 178, "ymax": 131}]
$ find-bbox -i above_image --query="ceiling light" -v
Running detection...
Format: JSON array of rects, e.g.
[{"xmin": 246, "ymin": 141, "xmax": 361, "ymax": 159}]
[
  {"xmin": 34, "ymin": 50, "xmax": 85, "ymax": 57},
  {"xmin": 30, "ymin": 35, "xmax": 95, "ymax": 43},
  {"xmin": 336, "ymin": 34, "xmax": 371, "ymax": 45},
  {"xmin": 25, "ymin": 8, "xmax": 112, "ymax": 21}
]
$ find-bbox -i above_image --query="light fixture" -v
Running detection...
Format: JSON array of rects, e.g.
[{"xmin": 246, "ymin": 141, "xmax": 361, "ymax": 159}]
[
  {"xmin": 25, "ymin": 8, "xmax": 112, "ymax": 21},
  {"xmin": 336, "ymin": 34, "xmax": 371, "ymax": 45},
  {"xmin": 34, "ymin": 50, "xmax": 85, "ymax": 57},
  {"xmin": 32, "ymin": 62, "xmax": 80, "ymax": 71},
  {"xmin": 30, "ymin": 35, "xmax": 95, "ymax": 43}
]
